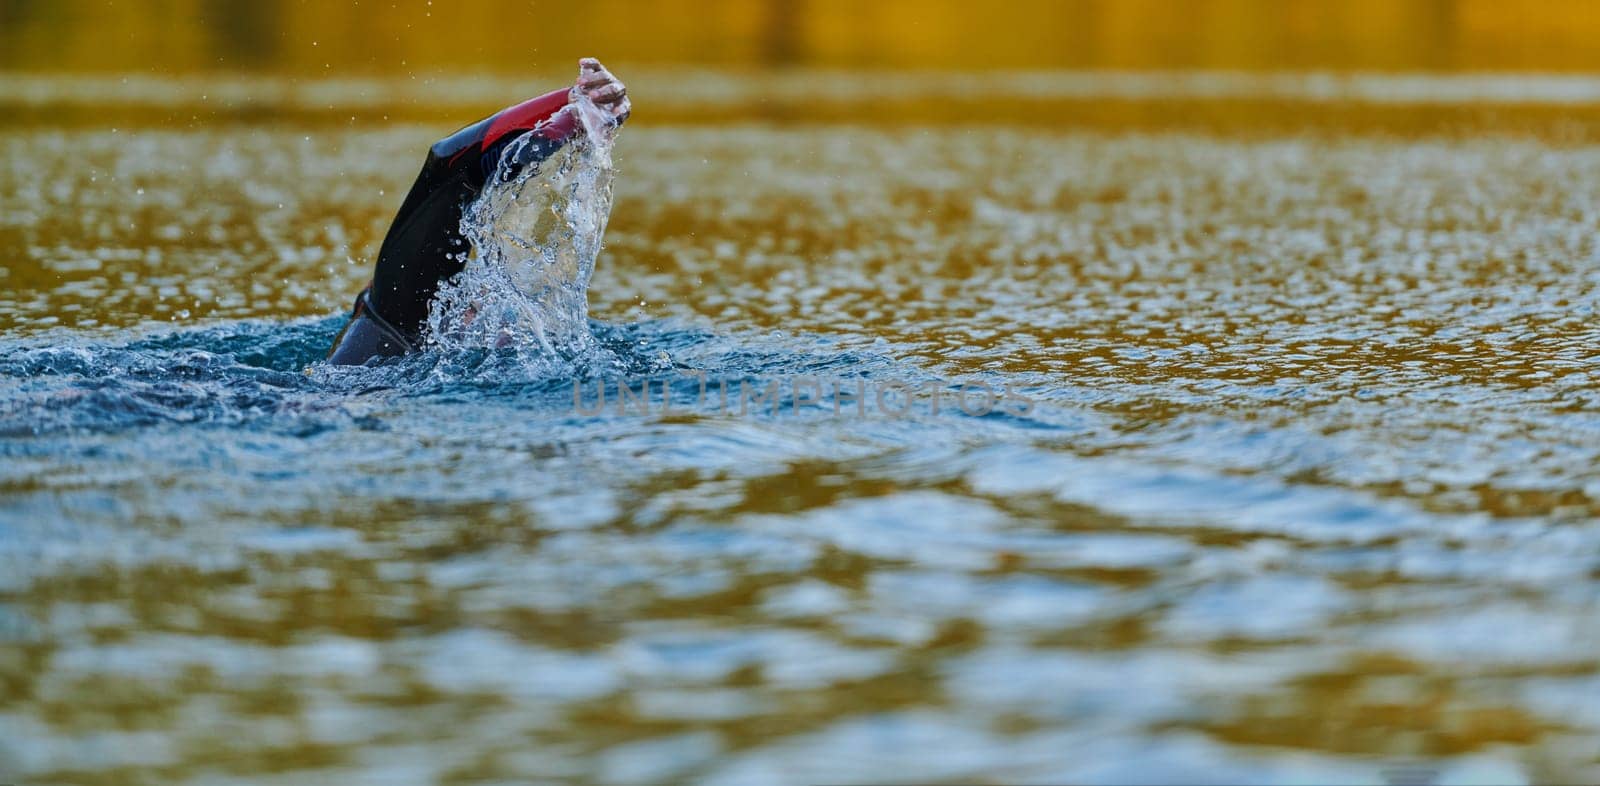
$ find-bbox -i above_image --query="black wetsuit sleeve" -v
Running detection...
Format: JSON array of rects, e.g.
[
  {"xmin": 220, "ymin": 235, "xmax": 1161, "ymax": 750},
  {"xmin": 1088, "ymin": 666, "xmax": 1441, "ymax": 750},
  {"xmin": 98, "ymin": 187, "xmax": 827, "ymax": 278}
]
[{"xmin": 328, "ymin": 88, "xmax": 577, "ymax": 362}]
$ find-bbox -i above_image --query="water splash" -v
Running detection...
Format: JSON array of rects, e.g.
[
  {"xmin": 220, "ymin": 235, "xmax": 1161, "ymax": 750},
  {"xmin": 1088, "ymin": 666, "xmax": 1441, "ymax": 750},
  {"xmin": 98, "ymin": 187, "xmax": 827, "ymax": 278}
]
[{"xmin": 425, "ymin": 90, "xmax": 621, "ymax": 373}]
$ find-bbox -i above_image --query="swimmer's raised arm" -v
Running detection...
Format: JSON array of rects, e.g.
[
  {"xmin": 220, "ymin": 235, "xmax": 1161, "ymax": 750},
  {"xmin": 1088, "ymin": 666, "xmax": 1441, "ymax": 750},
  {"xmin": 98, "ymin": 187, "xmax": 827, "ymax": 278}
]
[{"xmin": 326, "ymin": 58, "xmax": 628, "ymax": 365}]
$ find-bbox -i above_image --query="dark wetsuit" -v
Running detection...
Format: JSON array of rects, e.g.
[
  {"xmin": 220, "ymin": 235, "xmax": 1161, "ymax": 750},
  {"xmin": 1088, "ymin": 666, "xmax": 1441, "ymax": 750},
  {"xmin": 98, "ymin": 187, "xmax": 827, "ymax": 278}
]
[{"xmin": 327, "ymin": 88, "xmax": 579, "ymax": 365}]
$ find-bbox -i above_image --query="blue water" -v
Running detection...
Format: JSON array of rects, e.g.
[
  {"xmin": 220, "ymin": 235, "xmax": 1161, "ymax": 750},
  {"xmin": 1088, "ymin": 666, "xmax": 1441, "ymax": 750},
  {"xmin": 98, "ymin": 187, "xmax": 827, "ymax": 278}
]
[{"xmin": 1, "ymin": 308, "xmax": 1589, "ymax": 784}]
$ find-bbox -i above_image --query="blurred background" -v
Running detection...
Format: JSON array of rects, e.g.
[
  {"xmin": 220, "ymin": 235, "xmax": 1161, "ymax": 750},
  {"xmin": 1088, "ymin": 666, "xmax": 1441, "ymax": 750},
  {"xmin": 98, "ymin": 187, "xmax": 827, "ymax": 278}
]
[{"xmin": 6, "ymin": 0, "xmax": 1600, "ymax": 73}]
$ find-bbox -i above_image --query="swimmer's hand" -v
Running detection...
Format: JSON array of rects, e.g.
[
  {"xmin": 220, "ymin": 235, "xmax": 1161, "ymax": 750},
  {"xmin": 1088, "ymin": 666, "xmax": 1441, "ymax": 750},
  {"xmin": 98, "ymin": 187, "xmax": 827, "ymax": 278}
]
[{"xmin": 576, "ymin": 57, "xmax": 630, "ymax": 124}]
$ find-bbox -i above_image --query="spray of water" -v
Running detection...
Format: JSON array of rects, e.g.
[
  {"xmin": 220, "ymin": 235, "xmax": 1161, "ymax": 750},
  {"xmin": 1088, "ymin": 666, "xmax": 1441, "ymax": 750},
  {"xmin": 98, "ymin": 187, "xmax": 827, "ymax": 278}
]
[{"xmin": 424, "ymin": 90, "xmax": 620, "ymax": 372}]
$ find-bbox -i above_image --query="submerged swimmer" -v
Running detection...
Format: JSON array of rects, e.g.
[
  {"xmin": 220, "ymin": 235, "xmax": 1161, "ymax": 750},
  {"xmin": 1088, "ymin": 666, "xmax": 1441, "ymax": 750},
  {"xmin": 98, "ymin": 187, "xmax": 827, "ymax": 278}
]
[{"xmin": 326, "ymin": 58, "xmax": 631, "ymax": 365}]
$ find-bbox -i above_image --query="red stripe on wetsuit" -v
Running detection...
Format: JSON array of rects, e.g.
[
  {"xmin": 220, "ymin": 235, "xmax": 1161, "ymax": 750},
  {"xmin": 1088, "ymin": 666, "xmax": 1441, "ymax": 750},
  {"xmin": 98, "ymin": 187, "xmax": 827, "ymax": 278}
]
[{"xmin": 485, "ymin": 88, "xmax": 576, "ymax": 148}]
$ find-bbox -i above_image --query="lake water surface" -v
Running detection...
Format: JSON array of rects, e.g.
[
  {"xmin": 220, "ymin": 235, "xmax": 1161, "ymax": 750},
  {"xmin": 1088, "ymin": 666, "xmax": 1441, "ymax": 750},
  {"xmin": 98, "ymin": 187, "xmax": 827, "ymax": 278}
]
[{"xmin": 2, "ymin": 71, "xmax": 1599, "ymax": 784}]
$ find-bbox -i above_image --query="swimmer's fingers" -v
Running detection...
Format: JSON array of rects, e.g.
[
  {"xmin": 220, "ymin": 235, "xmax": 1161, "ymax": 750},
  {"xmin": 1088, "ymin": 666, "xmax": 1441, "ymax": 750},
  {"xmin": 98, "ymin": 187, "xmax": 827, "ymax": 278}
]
[
  {"xmin": 587, "ymin": 81, "xmax": 627, "ymax": 105},
  {"xmin": 575, "ymin": 57, "xmax": 629, "ymax": 121},
  {"xmin": 576, "ymin": 57, "xmax": 614, "ymax": 88},
  {"xmin": 579, "ymin": 72, "xmax": 621, "ymax": 99}
]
